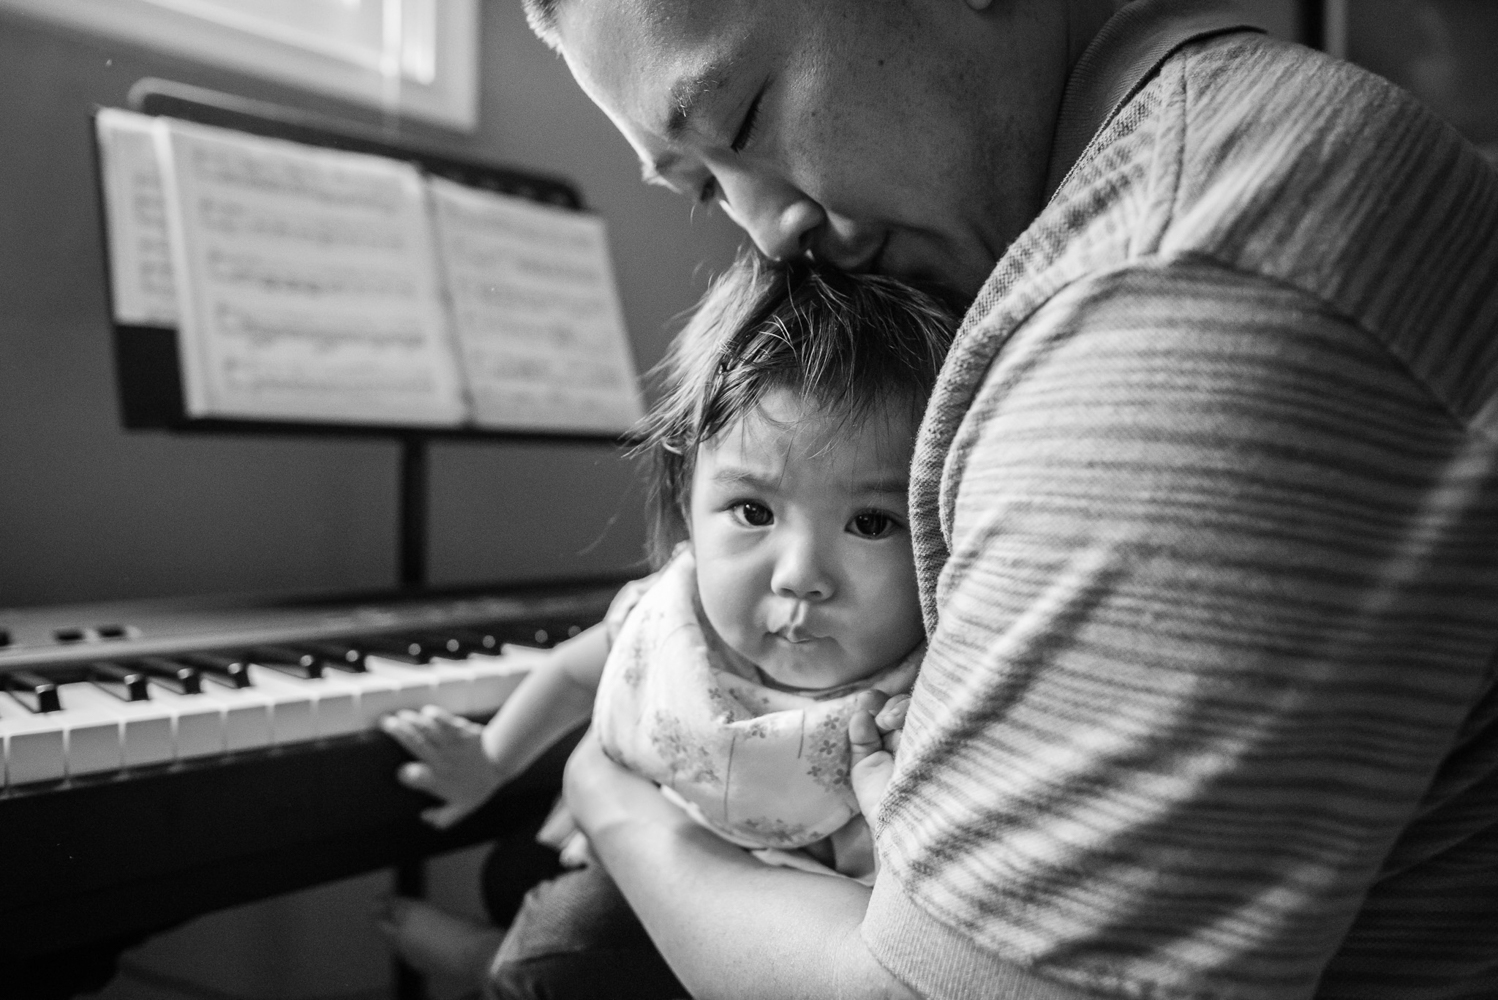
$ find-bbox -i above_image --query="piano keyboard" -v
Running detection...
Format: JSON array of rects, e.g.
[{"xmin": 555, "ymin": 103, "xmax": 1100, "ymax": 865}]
[
  {"xmin": 0, "ymin": 628, "xmax": 577, "ymax": 788},
  {"xmin": 0, "ymin": 580, "xmax": 619, "ymax": 964}
]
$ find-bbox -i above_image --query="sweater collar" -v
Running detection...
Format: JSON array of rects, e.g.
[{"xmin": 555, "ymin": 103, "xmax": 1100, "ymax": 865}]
[{"xmin": 1044, "ymin": 0, "xmax": 1264, "ymax": 200}]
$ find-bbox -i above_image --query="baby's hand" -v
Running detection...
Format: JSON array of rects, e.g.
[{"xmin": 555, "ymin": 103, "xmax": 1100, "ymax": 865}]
[
  {"xmin": 848, "ymin": 691, "xmax": 910, "ymax": 824},
  {"xmin": 380, "ymin": 705, "xmax": 500, "ymax": 829}
]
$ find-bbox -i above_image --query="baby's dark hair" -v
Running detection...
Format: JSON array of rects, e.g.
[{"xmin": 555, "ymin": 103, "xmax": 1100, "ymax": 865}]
[{"xmin": 636, "ymin": 249, "xmax": 958, "ymax": 567}]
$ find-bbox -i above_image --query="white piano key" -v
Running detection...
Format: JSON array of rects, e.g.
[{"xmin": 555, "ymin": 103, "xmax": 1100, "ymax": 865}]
[
  {"xmin": 196, "ymin": 680, "xmax": 274, "ymax": 752},
  {"xmin": 443, "ymin": 653, "xmax": 533, "ymax": 716},
  {"xmin": 420, "ymin": 658, "xmax": 483, "ymax": 715},
  {"xmin": 323, "ymin": 668, "xmax": 402, "ymax": 726},
  {"xmin": 0, "ymin": 692, "xmax": 65, "ymax": 786},
  {"xmin": 59, "ymin": 683, "xmax": 173, "ymax": 769},
  {"xmin": 364, "ymin": 658, "xmax": 449, "ymax": 714},
  {"xmin": 247, "ymin": 667, "xmax": 358, "ymax": 739},
  {"xmin": 147, "ymin": 686, "xmax": 228, "ymax": 759},
  {"xmin": 242, "ymin": 667, "xmax": 315, "ymax": 744},
  {"xmin": 44, "ymin": 685, "xmax": 124, "ymax": 778}
]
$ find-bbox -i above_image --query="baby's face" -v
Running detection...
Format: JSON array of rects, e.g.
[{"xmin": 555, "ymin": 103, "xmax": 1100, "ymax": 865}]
[{"xmin": 688, "ymin": 388, "xmax": 924, "ymax": 691}]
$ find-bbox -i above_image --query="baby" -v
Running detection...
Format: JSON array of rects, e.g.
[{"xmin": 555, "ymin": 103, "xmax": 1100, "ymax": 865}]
[{"xmin": 380, "ymin": 250, "xmax": 954, "ymax": 998}]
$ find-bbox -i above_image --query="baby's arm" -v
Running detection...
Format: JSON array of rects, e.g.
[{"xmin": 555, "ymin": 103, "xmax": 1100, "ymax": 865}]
[
  {"xmin": 847, "ymin": 690, "xmax": 910, "ymax": 825},
  {"xmin": 381, "ymin": 622, "xmax": 610, "ymax": 828}
]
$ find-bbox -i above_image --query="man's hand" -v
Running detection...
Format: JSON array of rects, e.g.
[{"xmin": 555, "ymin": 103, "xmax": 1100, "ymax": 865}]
[
  {"xmin": 380, "ymin": 704, "xmax": 502, "ymax": 828},
  {"xmin": 849, "ymin": 691, "xmax": 910, "ymax": 823}
]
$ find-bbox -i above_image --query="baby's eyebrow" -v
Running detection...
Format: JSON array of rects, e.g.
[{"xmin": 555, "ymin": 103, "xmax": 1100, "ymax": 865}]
[
  {"xmin": 853, "ymin": 476, "xmax": 909, "ymax": 496},
  {"xmin": 710, "ymin": 468, "xmax": 780, "ymax": 491}
]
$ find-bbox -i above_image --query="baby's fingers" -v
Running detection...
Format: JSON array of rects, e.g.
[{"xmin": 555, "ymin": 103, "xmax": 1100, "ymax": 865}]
[
  {"xmin": 418, "ymin": 705, "xmax": 482, "ymax": 743},
  {"xmin": 874, "ymin": 693, "xmax": 910, "ymax": 733},
  {"xmin": 850, "ymin": 748, "xmax": 895, "ymax": 822},
  {"xmin": 396, "ymin": 760, "xmax": 438, "ymax": 794},
  {"xmin": 849, "ymin": 708, "xmax": 884, "ymax": 762},
  {"xmin": 380, "ymin": 712, "xmax": 436, "ymax": 758},
  {"xmin": 420, "ymin": 802, "xmax": 468, "ymax": 829}
]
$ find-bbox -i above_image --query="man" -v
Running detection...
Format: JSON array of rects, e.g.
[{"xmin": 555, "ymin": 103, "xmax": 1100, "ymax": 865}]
[{"xmin": 534, "ymin": 0, "xmax": 1498, "ymax": 997}]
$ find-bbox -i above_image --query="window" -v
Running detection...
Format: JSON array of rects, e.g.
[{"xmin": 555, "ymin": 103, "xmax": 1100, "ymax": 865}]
[{"xmin": 0, "ymin": 0, "xmax": 478, "ymax": 130}]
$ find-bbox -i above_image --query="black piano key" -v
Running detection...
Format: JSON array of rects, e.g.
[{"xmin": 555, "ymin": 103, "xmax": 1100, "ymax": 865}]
[
  {"xmin": 415, "ymin": 632, "xmax": 485, "ymax": 658},
  {"xmin": 244, "ymin": 646, "xmax": 324, "ymax": 680},
  {"xmin": 445, "ymin": 626, "xmax": 500, "ymax": 652},
  {"xmin": 179, "ymin": 651, "xmax": 254, "ymax": 689},
  {"xmin": 134, "ymin": 657, "xmax": 204, "ymax": 695},
  {"xmin": 293, "ymin": 640, "xmax": 366, "ymax": 672},
  {"xmin": 356, "ymin": 635, "xmax": 432, "ymax": 664},
  {"xmin": 4, "ymin": 670, "xmax": 62, "ymax": 713},
  {"xmin": 86, "ymin": 661, "xmax": 152, "ymax": 702}
]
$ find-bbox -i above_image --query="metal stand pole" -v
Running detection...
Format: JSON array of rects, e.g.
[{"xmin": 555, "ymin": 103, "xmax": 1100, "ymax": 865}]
[{"xmin": 395, "ymin": 435, "xmax": 429, "ymax": 1000}]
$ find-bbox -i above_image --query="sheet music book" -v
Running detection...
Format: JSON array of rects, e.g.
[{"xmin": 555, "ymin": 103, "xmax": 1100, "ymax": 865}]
[{"xmin": 95, "ymin": 109, "xmax": 645, "ymax": 434}]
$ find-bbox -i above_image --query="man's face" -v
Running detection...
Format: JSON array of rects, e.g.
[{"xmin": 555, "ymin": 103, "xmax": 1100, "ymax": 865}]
[{"xmin": 555, "ymin": 0, "xmax": 1062, "ymax": 300}]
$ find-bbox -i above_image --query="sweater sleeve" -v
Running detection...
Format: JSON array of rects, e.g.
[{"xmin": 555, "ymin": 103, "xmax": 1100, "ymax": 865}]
[{"xmin": 863, "ymin": 261, "xmax": 1498, "ymax": 1000}]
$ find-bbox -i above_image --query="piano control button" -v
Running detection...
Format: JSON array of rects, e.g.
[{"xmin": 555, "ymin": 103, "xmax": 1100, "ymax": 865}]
[
  {"xmin": 245, "ymin": 646, "xmax": 324, "ymax": 680},
  {"xmin": 134, "ymin": 657, "xmax": 203, "ymax": 695},
  {"xmin": 96, "ymin": 624, "xmax": 130, "ymax": 639},
  {"xmin": 0, "ymin": 628, "xmax": 10, "ymax": 647},
  {"xmin": 53, "ymin": 627, "xmax": 86, "ymax": 643},
  {"xmin": 60, "ymin": 682, "xmax": 173, "ymax": 769},
  {"xmin": 0, "ymin": 693, "xmax": 66, "ymax": 786},
  {"xmin": 180, "ymin": 652, "xmax": 253, "ymax": 689},
  {"xmin": 358, "ymin": 636, "xmax": 432, "ymax": 664},
  {"xmin": 295, "ymin": 640, "xmax": 366, "ymax": 671},
  {"xmin": 148, "ymin": 687, "xmax": 228, "ymax": 759},
  {"xmin": 86, "ymin": 662, "xmax": 152, "ymax": 702},
  {"xmin": 3, "ymin": 670, "xmax": 62, "ymax": 713}
]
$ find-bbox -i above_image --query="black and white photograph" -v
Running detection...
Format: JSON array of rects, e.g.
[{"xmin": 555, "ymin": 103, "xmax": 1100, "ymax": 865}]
[{"xmin": 3, "ymin": 2, "xmax": 1495, "ymax": 998}]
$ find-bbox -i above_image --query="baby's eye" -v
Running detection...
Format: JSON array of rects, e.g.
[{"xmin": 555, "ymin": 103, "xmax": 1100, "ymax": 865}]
[
  {"xmin": 733, "ymin": 502, "xmax": 773, "ymax": 527},
  {"xmin": 849, "ymin": 511, "xmax": 899, "ymax": 539}
]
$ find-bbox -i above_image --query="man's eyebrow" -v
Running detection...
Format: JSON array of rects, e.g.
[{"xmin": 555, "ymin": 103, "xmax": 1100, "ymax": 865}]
[{"xmin": 664, "ymin": 69, "xmax": 727, "ymax": 140}]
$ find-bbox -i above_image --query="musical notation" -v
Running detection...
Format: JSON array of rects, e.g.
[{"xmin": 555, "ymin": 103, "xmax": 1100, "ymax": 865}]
[
  {"xmin": 429, "ymin": 178, "xmax": 645, "ymax": 433},
  {"xmin": 96, "ymin": 108, "xmax": 178, "ymax": 326},
  {"xmin": 156, "ymin": 117, "xmax": 467, "ymax": 426},
  {"xmin": 94, "ymin": 109, "xmax": 644, "ymax": 434}
]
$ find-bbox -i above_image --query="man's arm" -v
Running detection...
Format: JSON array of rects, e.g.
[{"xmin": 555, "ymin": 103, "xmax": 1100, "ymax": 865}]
[{"xmin": 564, "ymin": 728, "xmax": 918, "ymax": 1000}]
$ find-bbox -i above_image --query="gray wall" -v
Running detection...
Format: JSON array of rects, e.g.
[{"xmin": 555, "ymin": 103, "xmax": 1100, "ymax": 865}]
[
  {"xmin": 0, "ymin": 1, "xmax": 745, "ymax": 609},
  {"xmin": 0, "ymin": 1, "xmax": 1307, "ymax": 610}
]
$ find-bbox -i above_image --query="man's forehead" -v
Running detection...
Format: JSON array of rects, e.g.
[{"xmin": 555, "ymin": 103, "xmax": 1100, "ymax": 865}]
[{"xmin": 558, "ymin": 0, "xmax": 752, "ymax": 122}]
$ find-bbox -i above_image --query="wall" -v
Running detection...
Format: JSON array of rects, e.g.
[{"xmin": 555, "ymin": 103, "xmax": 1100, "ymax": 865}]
[{"xmin": 0, "ymin": 1, "xmax": 745, "ymax": 609}]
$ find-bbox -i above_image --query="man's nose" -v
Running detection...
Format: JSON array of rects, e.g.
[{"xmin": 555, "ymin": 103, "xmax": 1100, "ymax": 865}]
[
  {"xmin": 717, "ymin": 174, "xmax": 824, "ymax": 262},
  {"xmin": 770, "ymin": 530, "xmax": 836, "ymax": 602}
]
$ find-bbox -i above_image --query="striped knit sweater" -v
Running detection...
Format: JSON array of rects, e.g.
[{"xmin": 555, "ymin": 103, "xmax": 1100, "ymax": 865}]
[{"xmin": 861, "ymin": 8, "xmax": 1498, "ymax": 1000}]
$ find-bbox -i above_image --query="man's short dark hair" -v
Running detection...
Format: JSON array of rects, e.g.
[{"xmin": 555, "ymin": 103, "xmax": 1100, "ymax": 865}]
[{"xmin": 522, "ymin": 0, "xmax": 565, "ymax": 51}]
